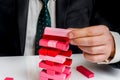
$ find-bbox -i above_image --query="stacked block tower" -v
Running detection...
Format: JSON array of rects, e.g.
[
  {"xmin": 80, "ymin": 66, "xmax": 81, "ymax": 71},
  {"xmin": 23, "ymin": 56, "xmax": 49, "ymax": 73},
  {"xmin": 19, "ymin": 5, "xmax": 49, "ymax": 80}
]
[{"xmin": 39, "ymin": 27, "xmax": 72, "ymax": 80}]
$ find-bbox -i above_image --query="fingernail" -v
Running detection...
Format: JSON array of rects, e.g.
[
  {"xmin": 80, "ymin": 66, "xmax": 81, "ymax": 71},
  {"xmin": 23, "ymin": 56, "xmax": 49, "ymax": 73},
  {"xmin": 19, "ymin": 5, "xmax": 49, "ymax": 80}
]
[{"xmin": 69, "ymin": 33, "xmax": 74, "ymax": 39}]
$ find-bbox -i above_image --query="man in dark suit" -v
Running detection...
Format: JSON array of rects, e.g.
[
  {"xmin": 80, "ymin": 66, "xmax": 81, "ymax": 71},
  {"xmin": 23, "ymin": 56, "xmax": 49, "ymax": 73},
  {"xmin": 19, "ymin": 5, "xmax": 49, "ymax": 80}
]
[
  {"xmin": 0, "ymin": 0, "xmax": 119, "ymax": 67},
  {"xmin": 0, "ymin": 0, "xmax": 93, "ymax": 56}
]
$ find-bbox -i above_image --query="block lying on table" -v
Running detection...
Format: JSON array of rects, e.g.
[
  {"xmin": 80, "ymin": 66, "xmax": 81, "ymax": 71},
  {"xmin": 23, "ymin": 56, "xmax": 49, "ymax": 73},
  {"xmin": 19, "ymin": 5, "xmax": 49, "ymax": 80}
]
[
  {"xmin": 4, "ymin": 77, "xmax": 14, "ymax": 80},
  {"xmin": 76, "ymin": 65, "xmax": 94, "ymax": 78}
]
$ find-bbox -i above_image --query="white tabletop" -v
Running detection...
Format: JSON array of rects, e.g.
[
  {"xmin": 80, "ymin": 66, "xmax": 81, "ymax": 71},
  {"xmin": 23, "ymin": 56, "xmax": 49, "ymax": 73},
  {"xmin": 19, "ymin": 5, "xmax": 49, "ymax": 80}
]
[{"xmin": 0, "ymin": 54, "xmax": 120, "ymax": 80}]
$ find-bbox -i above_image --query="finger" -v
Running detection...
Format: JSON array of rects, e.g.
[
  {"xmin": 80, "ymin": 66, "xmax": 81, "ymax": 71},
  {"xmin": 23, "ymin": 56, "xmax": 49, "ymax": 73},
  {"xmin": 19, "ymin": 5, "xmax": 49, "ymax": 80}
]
[
  {"xmin": 68, "ymin": 25, "xmax": 109, "ymax": 39},
  {"xmin": 83, "ymin": 52, "xmax": 108, "ymax": 63},
  {"xmin": 79, "ymin": 45, "xmax": 107, "ymax": 55},
  {"xmin": 70, "ymin": 35, "xmax": 108, "ymax": 46},
  {"xmin": 69, "ymin": 40, "xmax": 78, "ymax": 45}
]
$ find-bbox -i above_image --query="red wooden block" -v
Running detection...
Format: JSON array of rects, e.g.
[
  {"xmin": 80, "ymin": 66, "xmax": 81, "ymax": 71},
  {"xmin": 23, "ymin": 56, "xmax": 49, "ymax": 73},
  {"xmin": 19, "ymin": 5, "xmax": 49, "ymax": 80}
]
[
  {"xmin": 44, "ymin": 58, "xmax": 72, "ymax": 66},
  {"xmin": 43, "ymin": 35, "xmax": 69, "ymax": 42},
  {"xmin": 76, "ymin": 65, "xmax": 94, "ymax": 78},
  {"xmin": 45, "ymin": 60, "xmax": 54, "ymax": 66},
  {"xmin": 65, "ymin": 72, "xmax": 71, "ymax": 80},
  {"xmin": 63, "ymin": 58, "xmax": 72, "ymax": 66},
  {"xmin": 60, "ymin": 50, "xmax": 72, "ymax": 57},
  {"xmin": 40, "ymin": 76, "xmax": 48, "ymax": 80},
  {"xmin": 47, "ymin": 69, "xmax": 55, "ymax": 75},
  {"xmin": 40, "ymin": 69, "xmax": 71, "ymax": 80},
  {"xmin": 39, "ymin": 60, "xmax": 65, "ymax": 73},
  {"xmin": 63, "ymin": 67, "xmax": 71, "ymax": 75},
  {"xmin": 39, "ymin": 39, "xmax": 69, "ymax": 51},
  {"xmin": 56, "ymin": 41, "xmax": 69, "ymax": 51},
  {"xmin": 39, "ymin": 47, "xmax": 72, "ymax": 57},
  {"xmin": 4, "ymin": 77, "xmax": 14, "ymax": 80},
  {"xmin": 39, "ymin": 47, "xmax": 60, "ymax": 57},
  {"xmin": 39, "ymin": 54, "xmax": 66, "ymax": 64},
  {"xmin": 38, "ymin": 47, "xmax": 47, "ymax": 55},
  {"xmin": 44, "ymin": 27, "xmax": 71, "ymax": 38},
  {"xmin": 46, "ymin": 48, "xmax": 60, "ymax": 57}
]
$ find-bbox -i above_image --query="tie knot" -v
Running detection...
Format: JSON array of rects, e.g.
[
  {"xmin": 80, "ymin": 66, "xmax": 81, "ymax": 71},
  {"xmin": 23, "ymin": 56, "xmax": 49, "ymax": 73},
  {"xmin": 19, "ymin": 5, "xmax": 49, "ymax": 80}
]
[{"xmin": 41, "ymin": 0, "xmax": 48, "ymax": 4}]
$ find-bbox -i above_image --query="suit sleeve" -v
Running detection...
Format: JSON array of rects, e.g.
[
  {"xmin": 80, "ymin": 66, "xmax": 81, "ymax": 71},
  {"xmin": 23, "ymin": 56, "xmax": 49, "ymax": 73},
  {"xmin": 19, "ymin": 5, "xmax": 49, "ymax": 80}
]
[{"xmin": 90, "ymin": 0, "xmax": 120, "ymax": 68}]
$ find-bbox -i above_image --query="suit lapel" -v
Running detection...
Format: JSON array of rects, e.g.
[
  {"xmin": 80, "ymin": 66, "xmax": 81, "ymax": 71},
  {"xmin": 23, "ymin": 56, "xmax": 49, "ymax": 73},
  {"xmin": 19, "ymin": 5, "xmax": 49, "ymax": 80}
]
[
  {"xmin": 17, "ymin": 0, "xmax": 29, "ymax": 54},
  {"xmin": 56, "ymin": 0, "xmax": 69, "ymax": 28}
]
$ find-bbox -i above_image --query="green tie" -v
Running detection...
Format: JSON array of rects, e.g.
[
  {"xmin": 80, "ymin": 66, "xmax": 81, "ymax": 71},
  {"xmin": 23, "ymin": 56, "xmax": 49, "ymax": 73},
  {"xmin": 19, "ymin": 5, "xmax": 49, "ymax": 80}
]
[{"xmin": 35, "ymin": 0, "xmax": 51, "ymax": 55}]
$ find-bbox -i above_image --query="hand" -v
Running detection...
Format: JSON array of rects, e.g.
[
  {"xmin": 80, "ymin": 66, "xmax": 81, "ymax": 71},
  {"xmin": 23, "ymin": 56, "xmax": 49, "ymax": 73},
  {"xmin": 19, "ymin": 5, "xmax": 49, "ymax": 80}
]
[{"xmin": 67, "ymin": 25, "xmax": 115, "ymax": 63}]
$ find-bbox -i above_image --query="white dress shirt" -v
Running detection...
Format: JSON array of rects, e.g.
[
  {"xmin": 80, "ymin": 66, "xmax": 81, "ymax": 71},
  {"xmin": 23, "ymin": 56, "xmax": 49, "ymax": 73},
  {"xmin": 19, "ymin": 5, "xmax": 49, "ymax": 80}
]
[
  {"xmin": 104, "ymin": 31, "xmax": 120, "ymax": 64},
  {"xmin": 24, "ymin": 0, "xmax": 120, "ymax": 64},
  {"xmin": 24, "ymin": 0, "xmax": 56, "ymax": 56}
]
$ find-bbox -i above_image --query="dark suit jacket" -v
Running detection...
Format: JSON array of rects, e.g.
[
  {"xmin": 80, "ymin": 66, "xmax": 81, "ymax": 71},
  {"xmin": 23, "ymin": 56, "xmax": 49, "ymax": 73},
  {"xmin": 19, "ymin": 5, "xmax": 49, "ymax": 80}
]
[
  {"xmin": 95, "ymin": 0, "xmax": 120, "ymax": 68},
  {"xmin": 0, "ymin": 0, "xmax": 119, "ymax": 56}
]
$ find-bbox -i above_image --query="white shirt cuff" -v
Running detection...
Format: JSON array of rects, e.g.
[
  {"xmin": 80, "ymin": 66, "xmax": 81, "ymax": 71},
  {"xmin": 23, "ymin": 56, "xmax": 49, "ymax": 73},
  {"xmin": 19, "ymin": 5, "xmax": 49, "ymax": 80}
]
[{"xmin": 98, "ymin": 31, "xmax": 120, "ymax": 64}]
